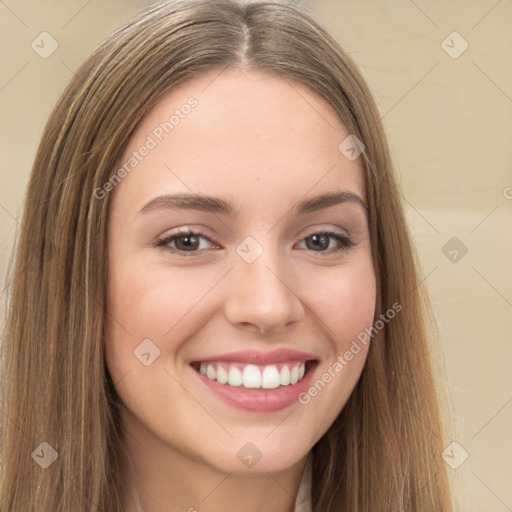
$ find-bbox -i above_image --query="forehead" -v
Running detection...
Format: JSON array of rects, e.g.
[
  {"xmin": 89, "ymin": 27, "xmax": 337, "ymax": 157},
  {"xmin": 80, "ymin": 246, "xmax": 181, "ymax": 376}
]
[{"xmin": 112, "ymin": 69, "xmax": 365, "ymax": 213}]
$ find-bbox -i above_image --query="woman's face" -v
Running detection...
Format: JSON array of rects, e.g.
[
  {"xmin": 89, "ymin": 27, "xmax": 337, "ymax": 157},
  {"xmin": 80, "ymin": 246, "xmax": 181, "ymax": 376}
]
[{"xmin": 105, "ymin": 69, "xmax": 376, "ymax": 475}]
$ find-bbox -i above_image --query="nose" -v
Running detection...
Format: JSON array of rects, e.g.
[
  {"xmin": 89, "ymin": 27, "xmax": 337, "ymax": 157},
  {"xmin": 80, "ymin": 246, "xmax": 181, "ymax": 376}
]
[{"xmin": 223, "ymin": 241, "xmax": 305, "ymax": 335}]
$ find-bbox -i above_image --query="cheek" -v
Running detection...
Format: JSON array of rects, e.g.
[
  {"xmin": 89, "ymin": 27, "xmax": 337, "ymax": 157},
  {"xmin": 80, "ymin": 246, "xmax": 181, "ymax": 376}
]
[
  {"xmin": 310, "ymin": 261, "xmax": 377, "ymax": 347},
  {"xmin": 108, "ymin": 259, "xmax": 209, "ymax": 334},
  {"xmin": 295, "ymin": 263, "xmax": 375, "ymax": 434},
  {"xmin": 104, "ymin": 260, "xmax": 218, "ymax": 376}
]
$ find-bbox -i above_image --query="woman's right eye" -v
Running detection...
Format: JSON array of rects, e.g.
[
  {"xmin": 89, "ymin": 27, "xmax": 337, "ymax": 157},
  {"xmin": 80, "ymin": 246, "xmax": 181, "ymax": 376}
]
[{"xmin": 156, "ymin": 229, "xmax": 216, "ymax": 257}]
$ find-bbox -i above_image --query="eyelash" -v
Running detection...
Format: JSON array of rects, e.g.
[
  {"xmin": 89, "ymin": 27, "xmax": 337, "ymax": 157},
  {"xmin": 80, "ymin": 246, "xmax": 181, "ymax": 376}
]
[{"xmin": 155, "ymin": 228, "xmax": 356, "ymax": 257}]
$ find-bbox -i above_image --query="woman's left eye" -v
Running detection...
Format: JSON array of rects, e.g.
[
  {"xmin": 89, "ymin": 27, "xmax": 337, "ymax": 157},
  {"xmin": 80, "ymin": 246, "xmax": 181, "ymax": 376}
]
[
  {"xmin": 155, "ymin": 229, "xmax": 355, "ymax": 257},
  {"xmin": 296, "ymin": 231, "xmax": 356, "ymax": 254}
]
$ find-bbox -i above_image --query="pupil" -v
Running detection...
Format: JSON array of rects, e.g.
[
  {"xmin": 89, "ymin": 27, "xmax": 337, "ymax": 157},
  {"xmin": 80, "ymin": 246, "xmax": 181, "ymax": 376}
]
[
  {"xmin": 307, "ymin": 234, "xmax": 328, "ymax": 251},
  {"xmin": 177, "ymin": 234, "xmax": 198, "ymax": 251}
]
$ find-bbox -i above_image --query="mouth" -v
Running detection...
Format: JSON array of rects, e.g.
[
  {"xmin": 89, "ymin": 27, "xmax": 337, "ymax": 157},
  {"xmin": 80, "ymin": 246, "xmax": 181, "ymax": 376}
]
[
  {"xmin": 190, "ymin": 360, "xmax": 315, "ymax": 389},
  {"xmin": 188, "ymin": 349, "xmax": 318, "ymax": 412}
]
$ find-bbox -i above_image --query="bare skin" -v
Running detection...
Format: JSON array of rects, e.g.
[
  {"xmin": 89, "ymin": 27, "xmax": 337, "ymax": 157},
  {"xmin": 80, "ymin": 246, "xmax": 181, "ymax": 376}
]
[{"xmin": 105, "ymin": 68, "xmax": 376, "ymax": 512}]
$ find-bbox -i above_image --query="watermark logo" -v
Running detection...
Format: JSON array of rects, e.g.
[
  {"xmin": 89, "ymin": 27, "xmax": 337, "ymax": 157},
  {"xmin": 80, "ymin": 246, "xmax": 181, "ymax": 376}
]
[
  {"xmin": 134, "ymin": 338, "xmax": 161, "ymax": 366},
  {"xmin": 442, "ymin": 236, "xmax": 468, "ymax": 263},
  {"xmin": 235, "ymin": 236, "xmax": 264, "ymax": 263},
  {"xmin": 441, "ymin": 31, "xmax": 469, "ymax": 59},
  {"xmin": 31, "ymin": 32, "xmax": 59, "ymax": 59},
  {"xmin": 237, "ymin": 442, "xmax": 262, "ymax": 468},
  {"xmin": 441, "ymin": 441, "xmax": 469, "ymax": 469},
  {"xmin": 31, "ymin": 442, "xmax": 58, "ymax": 469},
  {"xmin": 338, "ymin": 134, "xmax": 365, "ymax": 161}
]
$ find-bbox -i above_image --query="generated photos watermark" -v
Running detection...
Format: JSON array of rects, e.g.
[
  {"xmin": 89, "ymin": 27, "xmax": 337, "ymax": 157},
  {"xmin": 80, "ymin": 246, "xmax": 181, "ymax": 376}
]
[
  {"xmin": 93, "ymin": 96, "xmax": 198, "ymax": 200},
  {"xmin": 298, "ymin": 301, "xmax": 402, "ymax": 405}
]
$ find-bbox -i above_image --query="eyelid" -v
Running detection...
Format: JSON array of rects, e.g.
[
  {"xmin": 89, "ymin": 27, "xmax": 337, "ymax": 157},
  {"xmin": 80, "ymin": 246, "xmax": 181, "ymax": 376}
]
[{"xmin": 300, "ymin": 224, "xmax": 350, "ymax": 239}]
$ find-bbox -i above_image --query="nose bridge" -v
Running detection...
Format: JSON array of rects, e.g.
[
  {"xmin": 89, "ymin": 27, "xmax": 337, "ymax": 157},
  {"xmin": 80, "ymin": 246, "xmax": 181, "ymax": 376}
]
[{"xmin": 224, "ymin": 234, "xmax": 304, "ymax": 332}]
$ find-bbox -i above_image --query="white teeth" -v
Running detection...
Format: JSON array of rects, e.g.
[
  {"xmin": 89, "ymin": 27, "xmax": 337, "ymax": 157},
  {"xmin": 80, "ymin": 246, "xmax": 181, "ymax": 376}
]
[
  {"xmin": 216, "ymin": 365, "xmax": 229, "ymax": 385},
  {"xmin": 261, "ymin": 365, "xmax": 280, "ymax": 389},
  {"xmin": 228, "ymin": 366, "xmax": 243, "ymax": 386},
  {"xmin": 242, "ymin": 364, "xmax": 261, "ymax": 389},
  {"xmin": 206, "ymin": 364, "xmax": 216, "ymax": 380},
  {"xmin": 279, "ymin": 365, "xmax": 291, "ymax": 386},
  {"xmin": 290, "ymin": 364, "xmax": 299, "ymax": 385},
  {"xmin": 197, "ymin": 361, "xmax": 308, "ymax": 389}
]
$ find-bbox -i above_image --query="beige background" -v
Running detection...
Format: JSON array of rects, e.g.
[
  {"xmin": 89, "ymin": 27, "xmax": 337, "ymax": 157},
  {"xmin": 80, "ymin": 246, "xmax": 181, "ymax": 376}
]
[{"xmin": 1, "ymin": 1, "xmax": 511, "ymax": 510}]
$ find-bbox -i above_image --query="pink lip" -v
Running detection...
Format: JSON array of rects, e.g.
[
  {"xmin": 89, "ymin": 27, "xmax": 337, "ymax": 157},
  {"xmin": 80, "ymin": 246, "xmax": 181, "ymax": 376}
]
[
  {"xmin": 188, "ymin": 358, "xmax": 318, "ymax": 413},
  {"xmin": 190, "ymin": 348, "xmax": 316, "ymax": 365}
]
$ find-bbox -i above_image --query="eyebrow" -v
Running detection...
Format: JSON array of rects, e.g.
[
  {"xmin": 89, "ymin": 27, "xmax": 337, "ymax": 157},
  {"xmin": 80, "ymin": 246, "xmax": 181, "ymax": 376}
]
[{"xmin": 138, "ymin": 190, "xmax": 368, "ymax": 217}]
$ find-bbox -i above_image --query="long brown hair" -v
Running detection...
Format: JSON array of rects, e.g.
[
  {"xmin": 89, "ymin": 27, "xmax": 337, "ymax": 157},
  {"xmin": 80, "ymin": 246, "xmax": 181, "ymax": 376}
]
[{"xmin": 0, "ymin": 1, "xmax": 454, "ymax": 510}]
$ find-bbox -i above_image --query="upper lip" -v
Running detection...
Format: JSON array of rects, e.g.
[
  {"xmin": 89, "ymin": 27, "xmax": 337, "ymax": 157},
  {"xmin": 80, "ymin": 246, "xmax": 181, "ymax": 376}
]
[{"xmin": 190, "ymin": 349, "xmax": 317, "ymax": 366}]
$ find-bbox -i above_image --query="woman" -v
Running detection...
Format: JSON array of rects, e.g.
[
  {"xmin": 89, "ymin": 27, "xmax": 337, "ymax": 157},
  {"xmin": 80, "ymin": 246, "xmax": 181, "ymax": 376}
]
[{"xmin": 0, "ymin": 0, "xmax": 454, "ymax": 510}]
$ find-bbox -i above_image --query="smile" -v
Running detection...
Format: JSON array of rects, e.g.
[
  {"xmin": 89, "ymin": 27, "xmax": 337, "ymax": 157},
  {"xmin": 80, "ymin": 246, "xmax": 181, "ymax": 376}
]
[
  {"xmin": 192, "ymin": 361, "xmax": 309, "ymax": 389},
  {"xmin": 188, "ymin": 349, "xmax": 318, "ymax": 412}
]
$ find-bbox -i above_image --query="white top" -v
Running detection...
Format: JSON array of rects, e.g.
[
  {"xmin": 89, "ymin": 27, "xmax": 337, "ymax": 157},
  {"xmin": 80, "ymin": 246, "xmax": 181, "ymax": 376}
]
[{"xmin": 293, "ymin": 453, "xmax": 313, "ymax": 512}]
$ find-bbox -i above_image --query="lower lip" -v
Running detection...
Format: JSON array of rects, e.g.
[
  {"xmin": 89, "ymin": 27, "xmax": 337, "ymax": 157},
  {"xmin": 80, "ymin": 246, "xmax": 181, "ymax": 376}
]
[{"xmin": 190, "ymin": 363, "xmax": 317, "ymax": 412}]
